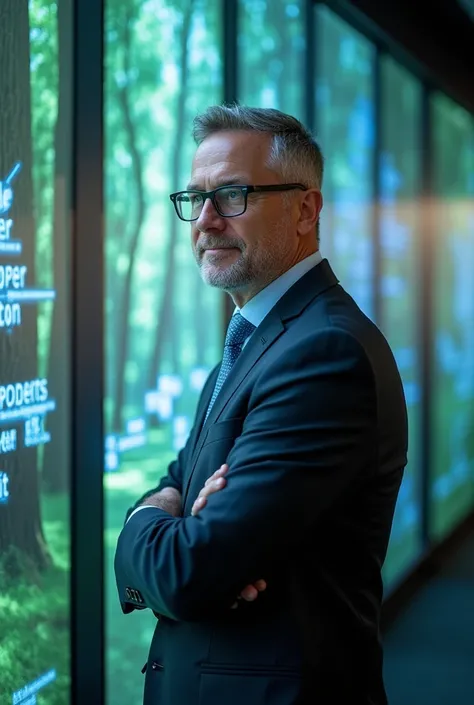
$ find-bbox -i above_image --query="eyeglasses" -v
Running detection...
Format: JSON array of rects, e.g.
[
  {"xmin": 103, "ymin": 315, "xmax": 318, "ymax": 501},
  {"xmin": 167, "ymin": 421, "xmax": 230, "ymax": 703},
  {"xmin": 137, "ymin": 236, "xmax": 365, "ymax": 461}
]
[{"xmin": 169, "ymin": 183, "xmax": 308, "ymax": 222}]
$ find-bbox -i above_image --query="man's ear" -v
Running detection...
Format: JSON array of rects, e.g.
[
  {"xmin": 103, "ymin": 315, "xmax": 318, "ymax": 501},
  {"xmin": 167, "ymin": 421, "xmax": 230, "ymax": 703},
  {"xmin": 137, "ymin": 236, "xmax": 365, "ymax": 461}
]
[{"xmin": 297, "ymin": 189, "xmax": 323, "ymax": 237}]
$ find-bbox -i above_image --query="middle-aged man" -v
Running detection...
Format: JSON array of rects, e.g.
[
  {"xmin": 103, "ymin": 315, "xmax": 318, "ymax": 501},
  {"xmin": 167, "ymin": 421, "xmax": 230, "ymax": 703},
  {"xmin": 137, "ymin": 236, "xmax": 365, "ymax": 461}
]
[{"xmin": 114, "ymin": 104, "xmax": 408, "ymax": 705}]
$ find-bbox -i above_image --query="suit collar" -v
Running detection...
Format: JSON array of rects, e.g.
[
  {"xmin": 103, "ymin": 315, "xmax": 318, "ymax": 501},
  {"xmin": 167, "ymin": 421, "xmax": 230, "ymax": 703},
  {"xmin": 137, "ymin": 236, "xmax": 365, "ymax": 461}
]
[
  {"xmin": 272, "ymin": 258, "xmax": 339, "ymax": 322},
  {"xmin": 238, "ymin": 250, "xmax": 323, "ymax": 329}
]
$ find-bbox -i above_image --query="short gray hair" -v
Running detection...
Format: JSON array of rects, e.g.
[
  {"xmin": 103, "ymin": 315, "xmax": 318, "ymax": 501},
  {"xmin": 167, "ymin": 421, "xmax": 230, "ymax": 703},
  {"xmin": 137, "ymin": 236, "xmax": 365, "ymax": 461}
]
[
  {"xmin": 192, "ymin": 104, "xmax": 324, "ymax": 240},
  {"xmin": 192, "ymin": 103, "xmax": 324, "ymax": 190}
]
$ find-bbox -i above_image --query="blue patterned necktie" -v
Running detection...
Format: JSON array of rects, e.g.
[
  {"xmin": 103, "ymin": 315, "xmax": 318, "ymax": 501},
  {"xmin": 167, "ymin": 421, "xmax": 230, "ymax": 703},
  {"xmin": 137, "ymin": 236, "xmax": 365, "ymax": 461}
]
[{"xmin": 205, "ymin": 312, "xmax": 256, "ymax": 421}]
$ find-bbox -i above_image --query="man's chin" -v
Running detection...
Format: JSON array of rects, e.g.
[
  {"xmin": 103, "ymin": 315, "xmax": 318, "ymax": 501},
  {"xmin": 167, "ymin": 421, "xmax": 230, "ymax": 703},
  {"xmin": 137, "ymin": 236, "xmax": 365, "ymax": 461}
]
[{"xmin": 200, "ymin": 264, "xmax": 248, "ymax": 292}]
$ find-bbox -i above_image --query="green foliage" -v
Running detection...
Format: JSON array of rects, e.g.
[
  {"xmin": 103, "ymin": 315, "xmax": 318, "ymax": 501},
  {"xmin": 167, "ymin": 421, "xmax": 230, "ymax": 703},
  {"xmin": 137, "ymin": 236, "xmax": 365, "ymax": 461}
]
[
  {"xmin": 239, "ymin": 0, "xmax": 306, "ymax": 119},
  {"xmin": 104, "ymin": 434, "xmax": 175, "ymax": 705},
  {"xmin": 0, "ymin": 494, "xmax": 70, "ymax": 705}
]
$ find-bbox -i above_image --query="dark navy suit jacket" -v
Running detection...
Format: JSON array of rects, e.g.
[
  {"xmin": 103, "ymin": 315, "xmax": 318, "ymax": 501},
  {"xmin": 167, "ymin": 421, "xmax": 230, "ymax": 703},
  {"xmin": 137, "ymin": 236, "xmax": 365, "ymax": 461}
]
[{"xmin": 114, "ymin": 259, "xmax": 408, "ymax": 705}]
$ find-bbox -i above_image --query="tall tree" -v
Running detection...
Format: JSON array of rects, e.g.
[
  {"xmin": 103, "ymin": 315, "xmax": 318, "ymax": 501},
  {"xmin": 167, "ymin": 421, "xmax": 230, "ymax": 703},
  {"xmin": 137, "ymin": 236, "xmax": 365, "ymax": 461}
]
[
  {"xmin": 43, "ymin": 0, "xmax": 72, "ymax": 492},
  {"xmin": 273, "ymin": 0, "xmax": 290, "ymax": 110},
  {"xmin": 147, "ymin": 0, "xmax": 195, "ymax": 393},
  {"xmin": 0, "ymin": 0, "xmax": 51, "ymax": 571},
  {"xmin": 111, "ymin": 2, "xmax": 147, "ymax": 433}
]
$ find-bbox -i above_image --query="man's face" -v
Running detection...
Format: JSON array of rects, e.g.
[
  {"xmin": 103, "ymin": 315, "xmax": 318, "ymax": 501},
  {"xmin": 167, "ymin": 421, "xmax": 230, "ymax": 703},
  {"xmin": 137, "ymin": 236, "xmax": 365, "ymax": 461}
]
[{"xmin": 188, "ymin": 131, "xmax": 299, "ymax": 299}]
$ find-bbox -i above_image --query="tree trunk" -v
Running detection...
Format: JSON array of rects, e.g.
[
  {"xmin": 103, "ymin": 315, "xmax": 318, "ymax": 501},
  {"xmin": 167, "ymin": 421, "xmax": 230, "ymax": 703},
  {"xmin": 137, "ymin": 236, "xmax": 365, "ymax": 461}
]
[
  {"xmin": 43, "ymin": 0, "xmax": 72, "ymax": 492},
  {"xmin": 0, "ymin": 0, "xmax": 51, "ymax": 571},
  {"xmin": 112, "ymin": 5, "xmax": 146, "ymax": 433},
  {"xmin": 147, "ymin": 0, "xmax": 195, "ymax": 396}
]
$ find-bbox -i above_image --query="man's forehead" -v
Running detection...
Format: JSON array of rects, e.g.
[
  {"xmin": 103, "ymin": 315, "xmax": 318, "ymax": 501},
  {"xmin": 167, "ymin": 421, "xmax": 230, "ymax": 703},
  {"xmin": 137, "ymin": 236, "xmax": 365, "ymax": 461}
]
[{"xmin": 189, "ymin": 132, "xmax": 272, "ymax": 188}]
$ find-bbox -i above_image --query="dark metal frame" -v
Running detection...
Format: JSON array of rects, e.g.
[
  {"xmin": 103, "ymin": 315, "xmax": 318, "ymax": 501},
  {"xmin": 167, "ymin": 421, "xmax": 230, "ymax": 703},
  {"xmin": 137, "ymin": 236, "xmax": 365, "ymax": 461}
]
[
  {"xmin": 222, "ymin": 0, "xmax": 239, "ymax": 329},
  {"xmin": 71, "ymin": 0, "xmax": 104, "ymax": 702}
]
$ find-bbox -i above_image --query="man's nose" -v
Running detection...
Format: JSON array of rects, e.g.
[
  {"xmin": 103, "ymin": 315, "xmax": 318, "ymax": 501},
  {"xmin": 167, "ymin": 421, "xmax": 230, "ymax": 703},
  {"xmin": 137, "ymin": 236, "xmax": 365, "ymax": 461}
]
[{"xmin": 196, "ymin": 197, "xmax": 225, "ymax": 230}]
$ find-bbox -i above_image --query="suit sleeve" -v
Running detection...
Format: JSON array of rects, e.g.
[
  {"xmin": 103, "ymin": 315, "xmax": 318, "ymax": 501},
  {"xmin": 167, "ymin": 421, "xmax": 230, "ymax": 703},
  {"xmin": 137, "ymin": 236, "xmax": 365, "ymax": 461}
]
[
  {"xmin": 114, "ymin": 328, "xmax": 377, "ymax": 621},
  {"xmin": 123, "ymin": 455, "xmax": 184, "ymax": 523}
]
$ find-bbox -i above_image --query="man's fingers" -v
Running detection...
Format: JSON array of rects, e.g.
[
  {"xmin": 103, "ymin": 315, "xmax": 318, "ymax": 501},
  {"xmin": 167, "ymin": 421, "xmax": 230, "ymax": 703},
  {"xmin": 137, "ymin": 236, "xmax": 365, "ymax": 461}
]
[
  {"xmin": 190, "ymin": 497, "xmax": 207, "ymax": 516},
  {"xmin": 205, "ymin": 464, "xmax": 229, "ymax": 486},
  {"xmin": 200, "ymin": 477, "xmax": 226, "ymax": 498},
  {"xmin": 192, "ymin": 465, "xmax": 229, "ymax": 516},
  {"xmin": 240, "ymin": 585, "xmax": 259, "ymax": 601},
  {"xmin": 231, "ymin": 580, "xmax": 267, "ymax": 609}
]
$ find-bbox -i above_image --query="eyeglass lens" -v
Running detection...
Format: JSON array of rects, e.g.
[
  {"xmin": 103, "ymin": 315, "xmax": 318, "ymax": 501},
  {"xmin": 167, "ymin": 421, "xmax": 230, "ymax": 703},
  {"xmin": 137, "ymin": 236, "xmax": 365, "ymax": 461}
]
[{"xmin": 175, "ymin": 186, "xmax": 246, "ymax": 220}]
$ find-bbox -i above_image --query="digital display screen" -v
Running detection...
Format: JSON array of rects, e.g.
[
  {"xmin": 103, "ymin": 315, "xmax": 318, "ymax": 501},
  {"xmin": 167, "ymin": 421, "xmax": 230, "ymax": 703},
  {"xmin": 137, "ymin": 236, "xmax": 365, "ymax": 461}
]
[
  {"xmin": 0, "ymin": 1, "xmax": 71, "ymax": 703},
  {"xmin": 315, "ymin": 6, "xmax": 375, "ymax": 320},
  {"xmin": 238, "ymin": 0, "xmax": 306, "ymax": 121},
  {"xmin": 103, "ymin": 2, "xmax": 223, "ymax": 704},
  {"xmin": 379, "ymin": 57, "xmax": 423, "ymax": 585},
  {"xmin": 430, "ymin": 94, "xmax": 474, "ymax": 540}
]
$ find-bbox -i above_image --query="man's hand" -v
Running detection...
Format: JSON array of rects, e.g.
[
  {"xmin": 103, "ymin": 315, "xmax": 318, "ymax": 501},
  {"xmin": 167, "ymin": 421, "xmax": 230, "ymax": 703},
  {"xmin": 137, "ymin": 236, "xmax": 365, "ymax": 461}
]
[
  {"xmin": 191, "ymin": 464, "xmax": 267, "ymax": 609},
  {"xmin": 137, "ymin": 487, "xmax": 182, "ymax": 517}
]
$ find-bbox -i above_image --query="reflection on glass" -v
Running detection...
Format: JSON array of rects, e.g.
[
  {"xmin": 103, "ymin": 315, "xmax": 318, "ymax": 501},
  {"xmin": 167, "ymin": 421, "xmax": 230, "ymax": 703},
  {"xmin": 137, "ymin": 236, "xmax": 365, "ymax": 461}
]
[
  {"xmin": 0, "ymin": 1, "xmax": 72, "ymax": 702},
  {"xmin": 378, "ymin": 58, "xmax": 423, "ymax": 586},
  {"xmin": 238, "ymin": 0, "xmax": 306, "ymax": 119},
  {"xmin": 104, "ymin": 2, "xmax": 223, "ymax": 704},
  {"xmin": 315, "ymin": 6, "xmax": 375, "ymax": 319},
  {"xmin": 431, "ymin": 95, "xmax": 474, "ymax": 539}
]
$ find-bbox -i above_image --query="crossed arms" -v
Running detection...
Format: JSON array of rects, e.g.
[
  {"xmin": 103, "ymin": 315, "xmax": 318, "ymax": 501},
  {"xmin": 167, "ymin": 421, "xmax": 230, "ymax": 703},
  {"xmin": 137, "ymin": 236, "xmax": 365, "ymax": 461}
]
[{"xmin": 114, "ymin": 329, "xmax": 375, "ymax": 622}]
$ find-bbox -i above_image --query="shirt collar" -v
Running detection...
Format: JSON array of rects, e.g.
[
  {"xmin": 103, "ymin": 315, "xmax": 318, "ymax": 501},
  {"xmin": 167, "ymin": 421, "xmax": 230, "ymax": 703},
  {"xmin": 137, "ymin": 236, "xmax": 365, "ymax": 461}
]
[{"xmin": 235, "ymin": 251, "xmax": 323, "ymax": 328}]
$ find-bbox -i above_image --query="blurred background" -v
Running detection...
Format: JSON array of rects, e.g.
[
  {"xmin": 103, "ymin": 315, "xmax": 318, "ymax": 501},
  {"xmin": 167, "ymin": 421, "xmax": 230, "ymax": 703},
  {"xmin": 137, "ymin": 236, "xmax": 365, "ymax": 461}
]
[{"xmin": 0, "ymin": 0, "xmax": 473, "ymax": 704}]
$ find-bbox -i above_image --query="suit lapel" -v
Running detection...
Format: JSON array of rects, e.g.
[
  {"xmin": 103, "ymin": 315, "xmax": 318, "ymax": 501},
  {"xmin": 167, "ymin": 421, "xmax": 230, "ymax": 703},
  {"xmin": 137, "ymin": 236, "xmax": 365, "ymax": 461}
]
[
  {"xmin": 183, "ymin": 314, "xmax": 285, "ymax": 506},
  {"xmin": 182, "ymin": 258, "xmax": 339, "ymax": 505}
]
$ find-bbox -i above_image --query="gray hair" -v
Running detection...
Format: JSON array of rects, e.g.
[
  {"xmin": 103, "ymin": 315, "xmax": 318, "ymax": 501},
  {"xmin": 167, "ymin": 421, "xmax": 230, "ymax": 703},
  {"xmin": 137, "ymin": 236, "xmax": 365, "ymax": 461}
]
[{"xmin": 192, "ymin": 104, "xmax": 324, "ymax": 239}]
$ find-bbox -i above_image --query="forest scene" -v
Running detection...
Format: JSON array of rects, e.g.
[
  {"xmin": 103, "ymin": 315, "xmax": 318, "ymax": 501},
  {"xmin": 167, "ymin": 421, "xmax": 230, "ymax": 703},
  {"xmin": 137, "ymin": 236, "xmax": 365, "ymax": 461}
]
[
  {"xmin": 103, "ymin": 1, "xmax": 223, "ymax": 703},
  {"xmin": 0, "ymin": 1, "xmax": 71, "ymax": 704}
]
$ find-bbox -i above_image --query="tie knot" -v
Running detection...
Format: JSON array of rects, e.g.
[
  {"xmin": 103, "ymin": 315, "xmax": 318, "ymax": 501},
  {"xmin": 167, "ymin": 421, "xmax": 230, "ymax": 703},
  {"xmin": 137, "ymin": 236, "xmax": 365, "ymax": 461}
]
[{"xmin": 225, "ymin": 312, "xmax": 256, "ymax": 348}]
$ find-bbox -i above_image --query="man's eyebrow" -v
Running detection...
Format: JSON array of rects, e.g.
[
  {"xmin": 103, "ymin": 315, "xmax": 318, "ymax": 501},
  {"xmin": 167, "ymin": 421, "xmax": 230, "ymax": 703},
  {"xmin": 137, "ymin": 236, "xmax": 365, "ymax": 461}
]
[{"xmin": 185, "ymin": 176, "xmax": 249, "ymax": 190}]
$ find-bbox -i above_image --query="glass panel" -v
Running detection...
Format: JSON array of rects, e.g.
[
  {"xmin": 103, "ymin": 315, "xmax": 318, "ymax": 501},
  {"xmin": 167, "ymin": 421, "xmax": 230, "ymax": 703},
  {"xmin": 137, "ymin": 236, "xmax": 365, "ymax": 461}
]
[
  {"xmin": 315, "ymin": 5, "xmax": 375, "ymax": 319},
  {"xmin": 238, "ymin": 0, "xmax": 306, "ymax": 120},
  {"xmin": 379, "ymin": 57, "xmax": 423, "ymax": 585},
  {"xmin": 104, "ymin": 2, "xmax": 223, "ymax": 704},
  {"xmin": 430, "ymin": 95, "xmax": 474, "ymax": 539},
  {"xmin": 0, "ymin": 0, "xmax": 72, "ymax": 702}
]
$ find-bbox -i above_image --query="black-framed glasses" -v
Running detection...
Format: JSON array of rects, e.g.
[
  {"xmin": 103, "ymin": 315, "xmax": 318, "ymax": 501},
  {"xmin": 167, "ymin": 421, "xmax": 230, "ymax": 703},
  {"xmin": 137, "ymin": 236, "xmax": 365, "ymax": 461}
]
[{"xmin": 169, "ymin": 183, "xmax": 308, "ymax": 222}]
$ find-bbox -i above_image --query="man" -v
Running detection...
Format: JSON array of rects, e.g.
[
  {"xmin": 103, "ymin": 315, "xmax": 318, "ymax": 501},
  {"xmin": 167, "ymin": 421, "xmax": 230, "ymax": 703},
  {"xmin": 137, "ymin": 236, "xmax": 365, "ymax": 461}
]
[{"xmin": 114, "ymin": 104, "xmax": 408, "ymax": 705}]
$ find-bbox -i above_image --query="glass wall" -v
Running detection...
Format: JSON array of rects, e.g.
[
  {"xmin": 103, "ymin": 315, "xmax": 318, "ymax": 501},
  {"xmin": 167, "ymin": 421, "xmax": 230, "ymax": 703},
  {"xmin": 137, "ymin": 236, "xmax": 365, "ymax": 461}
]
[
  {"xmin": 103, "ymin": 2, "xmax": 223, "ymax": 704},
  {"xmin": 102, "ymin": 3, "xmax": 474, "ymax": 702},
  {"xmin": 430, "ymin": 94, "xmax": 474, "ymax": 540},
  {"xmin": 379, "ymin": 57, "xmax": 423, "ymax": 584},
  {"xmin": 315, "ymin": 5, "xmax": 375, "ymax": 319},
  {"xmin": 0, "ymin": 0, "xmax": 72, "ymax": 702},
  {"xmin": 238, "ymin": 0, "xmax": 306, "ymax": 121}
]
